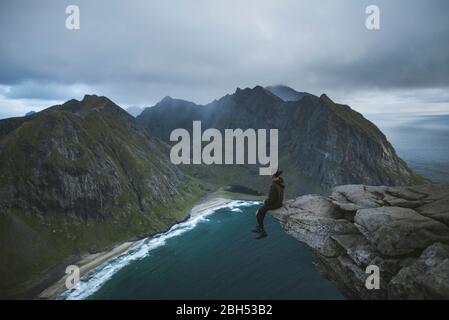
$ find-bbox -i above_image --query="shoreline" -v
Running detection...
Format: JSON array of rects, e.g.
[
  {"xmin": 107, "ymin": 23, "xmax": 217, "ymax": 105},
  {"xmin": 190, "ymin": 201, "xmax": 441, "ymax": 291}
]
[
  {"xmin": 37, "ymin": 192, "xmax": 248, "ymax": 300},
  {"xmin": 37, "ymin": 241, "xmax": 136, "ymax": 300}
]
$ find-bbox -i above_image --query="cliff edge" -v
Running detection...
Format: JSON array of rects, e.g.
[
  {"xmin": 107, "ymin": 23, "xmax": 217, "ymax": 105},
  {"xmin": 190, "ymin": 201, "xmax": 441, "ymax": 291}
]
[{"xmin": 271, "ymin": 184, "xmax": 449, "ymax": 299}]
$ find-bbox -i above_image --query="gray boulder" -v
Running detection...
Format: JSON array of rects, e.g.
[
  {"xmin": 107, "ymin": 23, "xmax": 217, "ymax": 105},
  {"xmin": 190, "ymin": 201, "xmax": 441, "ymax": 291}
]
[
  {"xmin": 389, "ymin": 243, "xmax": 449, "ymax": 299},
  {"xmin": 355, "ymin": 206, "xmax": 449, "ymax": 256}
]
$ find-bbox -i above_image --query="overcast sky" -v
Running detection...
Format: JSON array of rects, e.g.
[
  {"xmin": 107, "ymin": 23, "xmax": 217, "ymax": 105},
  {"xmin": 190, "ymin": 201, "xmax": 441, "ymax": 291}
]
[{"xmin": 1, "ymin": 0, "xmax": 449, "ymax": 119}]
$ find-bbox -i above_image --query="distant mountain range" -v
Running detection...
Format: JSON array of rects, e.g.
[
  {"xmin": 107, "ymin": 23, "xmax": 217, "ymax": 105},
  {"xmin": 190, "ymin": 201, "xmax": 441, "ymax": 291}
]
[
  {"xmin": 137, "ymin": 85, "xmax": 423, "ymax": 196},
  {"xmin": 0, "ymin": 85, "xmax": 424, "ymax": 297}
]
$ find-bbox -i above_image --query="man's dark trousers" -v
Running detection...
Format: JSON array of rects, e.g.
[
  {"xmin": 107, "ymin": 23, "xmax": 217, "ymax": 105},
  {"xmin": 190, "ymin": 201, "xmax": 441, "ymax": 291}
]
[{"xmin": 256, "ymin": 204, "xmax": 270, "ymax": 230}]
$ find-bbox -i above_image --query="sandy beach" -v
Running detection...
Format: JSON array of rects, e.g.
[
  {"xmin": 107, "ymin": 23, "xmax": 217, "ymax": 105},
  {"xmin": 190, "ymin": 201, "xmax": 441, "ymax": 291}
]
[
  {"xmin": 38, "ymin": 241, "xmax": 136, "ymax": 299},
  {"xmin": 38, "ymin": 194, "xmax": 235, "ymax": 300},
  {"xmin": 188, "ymin": 196, "xmax": 234, "ymax": 218}
]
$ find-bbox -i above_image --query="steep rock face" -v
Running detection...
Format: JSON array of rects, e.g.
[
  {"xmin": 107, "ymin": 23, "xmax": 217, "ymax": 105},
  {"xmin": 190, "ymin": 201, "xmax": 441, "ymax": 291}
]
[
  {"xmin": 0, "ymin": 95, "xmax": 205, "ymax": 297},
  {"xmin": 137, "ymin": 86, "xmax": 421, "ymax": 196},
  {"xmin": 271, "ymin": 184, "xmax": 449, "ymax": 299}
]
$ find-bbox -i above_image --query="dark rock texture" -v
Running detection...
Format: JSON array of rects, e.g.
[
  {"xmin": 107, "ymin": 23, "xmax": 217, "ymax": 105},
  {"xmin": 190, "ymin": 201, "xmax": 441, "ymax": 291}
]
[{"xmin": 271, "ymin": 184, "xmax": 449, "ymax": 299}]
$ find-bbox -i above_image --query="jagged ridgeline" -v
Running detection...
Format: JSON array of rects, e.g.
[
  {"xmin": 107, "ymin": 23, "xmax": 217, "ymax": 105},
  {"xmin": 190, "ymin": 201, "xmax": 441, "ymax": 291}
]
[
  {"xmin": 137, "ymin": 85, "xmax": 424, "ymax": 196},
  {"xmin": 0, "ymin": 95, "xmax": 207, "ymax": 297}
]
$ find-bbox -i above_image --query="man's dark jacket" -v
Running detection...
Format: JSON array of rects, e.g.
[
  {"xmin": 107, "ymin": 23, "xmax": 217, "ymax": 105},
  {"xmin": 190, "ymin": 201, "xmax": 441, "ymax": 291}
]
[{"xmin": 264, "ymin": 178, "xmax": 285, "ymax": 209}]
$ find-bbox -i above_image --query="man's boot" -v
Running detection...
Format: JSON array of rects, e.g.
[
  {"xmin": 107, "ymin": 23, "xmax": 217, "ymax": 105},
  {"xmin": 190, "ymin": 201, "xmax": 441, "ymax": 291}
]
[{"xmin": 256, "ymin": 230, "xmax": 268, "ymax": 239}]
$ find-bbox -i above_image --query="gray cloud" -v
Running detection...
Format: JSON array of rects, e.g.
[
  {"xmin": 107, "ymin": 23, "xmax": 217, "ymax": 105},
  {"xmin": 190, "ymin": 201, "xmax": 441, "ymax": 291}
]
[{"xmin": 1, "ymin": 0, "xmax": 449, "ymax": 117}]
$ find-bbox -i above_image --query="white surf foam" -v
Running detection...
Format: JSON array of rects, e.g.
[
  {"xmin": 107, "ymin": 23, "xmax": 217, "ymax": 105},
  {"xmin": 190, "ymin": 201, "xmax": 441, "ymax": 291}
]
[{"xmin": 60, "ymin": 200, "xmax": 260, "ymax": 300}]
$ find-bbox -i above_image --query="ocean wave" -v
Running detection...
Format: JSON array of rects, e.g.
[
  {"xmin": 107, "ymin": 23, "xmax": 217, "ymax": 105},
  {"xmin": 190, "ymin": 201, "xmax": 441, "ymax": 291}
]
[{"xmin": 60, "ymin": 200, "xmax": 260, "ymax": 300}]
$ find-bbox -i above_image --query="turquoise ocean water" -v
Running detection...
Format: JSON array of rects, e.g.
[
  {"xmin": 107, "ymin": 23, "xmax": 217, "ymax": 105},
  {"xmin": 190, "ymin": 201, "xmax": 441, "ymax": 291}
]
[{"xmin": 60, "ymin": 201, "xmax": 343, "ymax": 300}]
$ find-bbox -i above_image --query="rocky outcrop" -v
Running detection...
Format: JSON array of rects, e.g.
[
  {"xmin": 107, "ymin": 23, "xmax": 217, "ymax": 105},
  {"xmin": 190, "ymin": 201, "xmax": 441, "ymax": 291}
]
[{"xmin": 271, "ymin": 184, "xmax": 449, "ymax": 299}]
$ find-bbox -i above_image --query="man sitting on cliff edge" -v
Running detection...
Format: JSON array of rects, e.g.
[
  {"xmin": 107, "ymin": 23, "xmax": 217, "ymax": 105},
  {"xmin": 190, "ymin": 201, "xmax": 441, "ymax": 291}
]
[{"xmin": 252, "ymin": 170, "xmax": 285, "ymax": 239}]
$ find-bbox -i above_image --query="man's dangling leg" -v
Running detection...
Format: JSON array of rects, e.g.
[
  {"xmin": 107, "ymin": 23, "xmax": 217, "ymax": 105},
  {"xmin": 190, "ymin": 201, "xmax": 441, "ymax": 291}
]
[
  {"xmin": 255, "ymin": 206, "xmax": 268, "ymax": 239},
  {"xmin": 257, "ymin": 207, "xmax": 267, "ymax": 229},
  {"xmin": 253, "ymin": 206, "xmax": 268, "ymax": 233}
]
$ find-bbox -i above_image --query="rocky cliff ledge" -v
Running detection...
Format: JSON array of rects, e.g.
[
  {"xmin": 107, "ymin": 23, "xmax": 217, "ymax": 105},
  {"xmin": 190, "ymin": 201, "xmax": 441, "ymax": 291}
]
[{"xmin": 271, "ymin": 184, "xmax": 449, "ymax": 299}]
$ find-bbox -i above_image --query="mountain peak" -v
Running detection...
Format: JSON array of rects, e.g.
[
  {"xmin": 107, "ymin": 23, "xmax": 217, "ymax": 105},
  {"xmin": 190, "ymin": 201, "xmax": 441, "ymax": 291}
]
[
  {"xmin": 319, "ymin": 93, "xmax": 333, "ymax": 104},
  {"xmin": 160, "ymin": 96, "xmax": 174, "ymax": 103},
  {"xmin": 77, "ymin": 95, "xmax": 117, "ymax": 111},
  {"xmin": 233, "ymin": 85, "xmax": 279, "ymax": 100},
  {"xmin": 234, "ymin": 85, "xmax": 266, "ymax": 94},
  {"xmin": 81, "ymin": 94, "xmax": 114, "ymax": 106},
  {"xmin": 230, "ymin": 86, "xmax": 281, "ymax": 107},
  {"xmin": 156, "ymin": 96, "xmax": 198, "ymax": 108},
  {"xmin": 57, "ymin": 95, "xmax": 120, "ymax": 115},
  {"xmin": 265, "ymin": 85, "xmax": 310, "ymax": 102}
]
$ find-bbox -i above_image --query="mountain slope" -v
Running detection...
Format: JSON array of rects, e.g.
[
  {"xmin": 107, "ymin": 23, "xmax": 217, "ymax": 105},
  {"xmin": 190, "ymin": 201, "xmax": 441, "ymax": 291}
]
[
  {"xmin": 0, "ymin": 95, "xmax": 207, "ymax": 297},
  {"xmin": 137, "ymin": 86, "xmax": 423, "ymax": 196}
]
